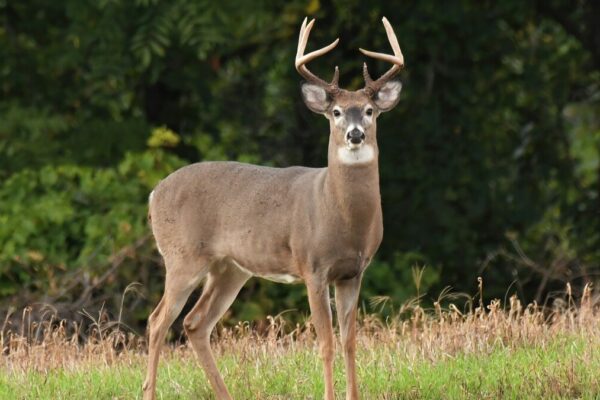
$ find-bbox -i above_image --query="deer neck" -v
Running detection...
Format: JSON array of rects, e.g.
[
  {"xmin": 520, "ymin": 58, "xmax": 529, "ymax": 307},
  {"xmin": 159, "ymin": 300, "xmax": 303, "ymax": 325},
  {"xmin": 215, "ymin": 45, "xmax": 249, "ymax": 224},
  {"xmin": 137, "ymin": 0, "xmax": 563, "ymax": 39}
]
[{"xmin": 324, "ymin": 136, "xmax": 381, "ymax": 225}]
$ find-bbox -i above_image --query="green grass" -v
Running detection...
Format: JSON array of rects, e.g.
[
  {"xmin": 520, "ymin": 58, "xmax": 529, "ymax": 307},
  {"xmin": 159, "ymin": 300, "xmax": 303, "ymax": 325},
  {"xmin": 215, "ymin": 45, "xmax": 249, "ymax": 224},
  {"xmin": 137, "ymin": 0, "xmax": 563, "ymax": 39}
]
[
  {"xmin": 3, "ymin": 292, "xmax": 599, "ymax": 399},
  {"xmin": 1, "ymin": 334, "xmax": 599, "ymax": 399}
]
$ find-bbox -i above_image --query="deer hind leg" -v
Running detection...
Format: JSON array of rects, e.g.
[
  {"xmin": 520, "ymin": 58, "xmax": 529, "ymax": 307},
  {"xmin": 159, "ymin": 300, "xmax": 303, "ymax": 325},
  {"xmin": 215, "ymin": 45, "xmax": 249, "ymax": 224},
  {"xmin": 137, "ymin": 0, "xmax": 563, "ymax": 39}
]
[
  {"xmin": 143, "ymin": 256, "xmax": 208, "ymax": 400},
  {"xmin": 183, "ymin": 259, "xmax": 251, "ymax": 400},
  {"xmin": 335, "ymin": 275, "xmax": 363, "ymax": 400},
  {"xmin": 306, "ymin": 279, "xmax": 336, "ymax": 400}
]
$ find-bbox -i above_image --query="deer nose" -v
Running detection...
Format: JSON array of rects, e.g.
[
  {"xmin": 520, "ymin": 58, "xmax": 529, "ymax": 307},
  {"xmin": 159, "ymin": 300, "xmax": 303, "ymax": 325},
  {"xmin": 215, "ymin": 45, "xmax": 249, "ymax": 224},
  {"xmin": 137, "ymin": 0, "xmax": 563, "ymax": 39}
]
[{"xmin": 347, "ymin": 128, "xmax": 365, "ymax": 144}]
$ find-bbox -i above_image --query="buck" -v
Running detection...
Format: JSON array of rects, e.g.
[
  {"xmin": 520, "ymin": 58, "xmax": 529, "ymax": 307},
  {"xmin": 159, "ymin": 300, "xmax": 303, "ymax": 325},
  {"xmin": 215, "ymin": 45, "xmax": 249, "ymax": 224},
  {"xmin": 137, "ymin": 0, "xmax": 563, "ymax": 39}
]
[{"xmin": 142, "ymin": 16, "xmax": 404, "ymax": 400}]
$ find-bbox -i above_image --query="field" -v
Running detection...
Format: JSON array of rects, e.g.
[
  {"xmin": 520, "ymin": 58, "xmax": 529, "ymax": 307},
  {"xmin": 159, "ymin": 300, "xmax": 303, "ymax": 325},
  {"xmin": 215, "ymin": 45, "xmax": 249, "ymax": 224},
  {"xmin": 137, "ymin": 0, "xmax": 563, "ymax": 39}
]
[{"xmin": 1, "ymin": 286, "xmax": 599, "ymax": 400}]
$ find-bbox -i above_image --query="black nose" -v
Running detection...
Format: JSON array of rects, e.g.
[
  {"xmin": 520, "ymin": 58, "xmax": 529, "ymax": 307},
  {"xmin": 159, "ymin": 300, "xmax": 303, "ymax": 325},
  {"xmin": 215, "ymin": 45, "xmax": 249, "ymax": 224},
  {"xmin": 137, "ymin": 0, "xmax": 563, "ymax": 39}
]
[{"xmin": 347, "ymin": 129, "xmax": 365, "ymax": 144}]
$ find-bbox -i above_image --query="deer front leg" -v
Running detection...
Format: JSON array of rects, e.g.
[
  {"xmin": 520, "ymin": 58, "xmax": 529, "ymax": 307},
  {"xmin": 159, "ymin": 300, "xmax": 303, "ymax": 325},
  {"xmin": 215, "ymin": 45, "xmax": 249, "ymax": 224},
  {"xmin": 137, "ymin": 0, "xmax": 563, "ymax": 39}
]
[
  {"xmin": 335, "ymin": 275, "xmax": 362, "ymax": 400},
  {"xmin": 306, "ymin": 280, "xmax": 335, "ymax": 400}
]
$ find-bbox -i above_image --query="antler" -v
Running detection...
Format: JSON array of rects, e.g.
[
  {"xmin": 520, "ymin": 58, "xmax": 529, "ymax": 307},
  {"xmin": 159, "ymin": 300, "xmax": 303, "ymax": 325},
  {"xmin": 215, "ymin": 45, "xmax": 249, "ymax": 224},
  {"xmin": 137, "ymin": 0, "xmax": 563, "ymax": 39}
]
[
  {"xmin": 295, "ymin": 17, "xmax": 340, "ymax": 93},
  {"xmin": 359, "ymin": 17, "xmax": 404, "ymax": 96}
]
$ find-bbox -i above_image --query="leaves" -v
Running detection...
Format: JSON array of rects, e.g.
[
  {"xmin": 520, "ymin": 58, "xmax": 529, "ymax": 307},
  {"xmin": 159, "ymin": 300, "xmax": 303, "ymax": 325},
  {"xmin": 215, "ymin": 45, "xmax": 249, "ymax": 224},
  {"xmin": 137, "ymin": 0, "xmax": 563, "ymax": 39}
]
[
  {"xmin": 0, "ymin": 0, "xmax": 599, "ymax": 329},
  {"xmin": 147, "ymin": 126, "xmax": 180, "ymax": 148}
]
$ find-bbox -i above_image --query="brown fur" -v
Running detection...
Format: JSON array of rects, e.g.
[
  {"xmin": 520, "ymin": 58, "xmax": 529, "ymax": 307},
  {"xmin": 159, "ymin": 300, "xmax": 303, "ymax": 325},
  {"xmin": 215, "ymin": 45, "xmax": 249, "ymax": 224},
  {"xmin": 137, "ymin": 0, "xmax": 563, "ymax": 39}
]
[
  {"xmin": 143, "ymin": 17, "xmax": 403, "ymax": 400},
  {"xmin": 149, "ymin": 117, "xmax": 382, "ymax": 283}
]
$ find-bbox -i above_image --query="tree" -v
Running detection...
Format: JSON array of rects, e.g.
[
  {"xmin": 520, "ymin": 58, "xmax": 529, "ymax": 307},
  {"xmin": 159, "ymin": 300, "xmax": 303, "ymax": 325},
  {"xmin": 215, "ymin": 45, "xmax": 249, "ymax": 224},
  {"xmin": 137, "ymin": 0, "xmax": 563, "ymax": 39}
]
[{"xmin": 0, "ymin": 0, "xmax": 598, "ymax": 331}]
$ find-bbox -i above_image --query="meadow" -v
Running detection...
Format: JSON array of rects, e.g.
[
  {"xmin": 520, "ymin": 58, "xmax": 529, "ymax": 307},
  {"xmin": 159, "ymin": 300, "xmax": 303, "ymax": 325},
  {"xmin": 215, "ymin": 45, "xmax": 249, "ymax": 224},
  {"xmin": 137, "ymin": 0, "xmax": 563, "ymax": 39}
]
[
  {"xmin": 2, "ymin": 2, "xmax": 599, "ymax": 399},
  {"xmin": 1, "ymin": 284, "xmax": 599, "ymax": 400}
]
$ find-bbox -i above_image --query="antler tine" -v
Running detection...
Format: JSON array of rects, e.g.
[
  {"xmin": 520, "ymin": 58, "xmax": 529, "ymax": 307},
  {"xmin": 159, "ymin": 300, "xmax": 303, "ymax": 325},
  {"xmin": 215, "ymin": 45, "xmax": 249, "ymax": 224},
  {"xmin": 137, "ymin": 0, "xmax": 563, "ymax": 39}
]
[
  {"xmin": 295, "ymin": 18, "xmax": 340, "ymax": 92},
  {"xmin": 359, "ymin": 17, "xmax": 404, "ymax": 95},
  {"xmin": 363, "ymin": 62, "xmax": 373, "ymax": 85},
  {"xmin": 296, "ymin": 17, "xmax": 309, "ymax": 60},
  {"xmin": 331, "ymin": 65, "xmax": 339, "ymax": 87}
]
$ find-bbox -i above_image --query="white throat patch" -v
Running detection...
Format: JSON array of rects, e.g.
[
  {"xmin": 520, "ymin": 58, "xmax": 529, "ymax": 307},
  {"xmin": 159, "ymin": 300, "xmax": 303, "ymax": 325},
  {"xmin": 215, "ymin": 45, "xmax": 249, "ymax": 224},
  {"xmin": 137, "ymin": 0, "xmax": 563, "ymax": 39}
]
[{"xmin": 337, "ymin": 144, "xmax": 375, "ymax": 165}]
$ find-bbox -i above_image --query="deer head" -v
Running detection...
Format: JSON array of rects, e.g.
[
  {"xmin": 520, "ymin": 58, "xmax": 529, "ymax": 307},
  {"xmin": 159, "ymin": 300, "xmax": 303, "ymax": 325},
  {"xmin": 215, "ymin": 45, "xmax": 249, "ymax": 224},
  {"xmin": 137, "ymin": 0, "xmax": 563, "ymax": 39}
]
[{"xmin": 296, "ymin": 17, "xmax": 404, "ymax": 163}]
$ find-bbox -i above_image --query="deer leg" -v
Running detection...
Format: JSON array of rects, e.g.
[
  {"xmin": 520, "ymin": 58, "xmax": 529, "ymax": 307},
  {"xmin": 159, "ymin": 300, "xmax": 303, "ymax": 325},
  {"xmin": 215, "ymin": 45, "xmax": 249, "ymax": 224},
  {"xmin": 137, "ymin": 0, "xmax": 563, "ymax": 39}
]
[
  {"xmin": 306, "ymin": 280, "xmax": 335, "ymax": 400},
  {"xmin": 143, "ymin": 262, "xmax": 203, "ymax": 400},
  {"xmin": 335, "ymin": 275, "xmax": 362, "ymax": 400},
  {"xmin": 183, "ymin": 261, "xmax": 251, "ymax": 400}
]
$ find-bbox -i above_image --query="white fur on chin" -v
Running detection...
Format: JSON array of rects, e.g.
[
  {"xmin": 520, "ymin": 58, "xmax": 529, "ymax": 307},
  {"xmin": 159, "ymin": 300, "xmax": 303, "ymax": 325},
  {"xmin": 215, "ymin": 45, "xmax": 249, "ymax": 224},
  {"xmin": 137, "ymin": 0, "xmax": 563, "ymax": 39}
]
[{"xmin": 337, "ymin": 144, "xmax": 375, "ymax": 165}]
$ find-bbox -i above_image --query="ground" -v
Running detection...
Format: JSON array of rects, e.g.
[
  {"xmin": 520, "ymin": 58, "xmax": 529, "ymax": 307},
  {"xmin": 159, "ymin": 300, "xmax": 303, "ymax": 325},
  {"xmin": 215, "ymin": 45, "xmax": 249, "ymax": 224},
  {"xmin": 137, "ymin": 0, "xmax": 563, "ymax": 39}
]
[{"xmin": 1, "ymin": 293, "xmax": 599, "ymax": 399}]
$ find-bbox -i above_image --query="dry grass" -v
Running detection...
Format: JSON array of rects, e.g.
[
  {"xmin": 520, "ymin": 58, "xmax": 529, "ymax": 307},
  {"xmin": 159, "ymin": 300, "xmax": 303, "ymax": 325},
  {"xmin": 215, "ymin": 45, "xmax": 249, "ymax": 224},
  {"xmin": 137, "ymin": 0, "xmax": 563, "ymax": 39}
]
[{"xmin": 1, "ymin": 283, "xmax": 600, "ymax": 399}]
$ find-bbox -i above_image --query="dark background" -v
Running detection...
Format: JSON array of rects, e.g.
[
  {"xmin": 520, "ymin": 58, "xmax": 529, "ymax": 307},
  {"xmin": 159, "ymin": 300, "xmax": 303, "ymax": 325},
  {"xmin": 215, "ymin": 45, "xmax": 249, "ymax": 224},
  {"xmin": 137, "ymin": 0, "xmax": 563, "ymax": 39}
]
[{"xmin": 1, "ymin": 0, "xmax": 599, "ymax": 333}]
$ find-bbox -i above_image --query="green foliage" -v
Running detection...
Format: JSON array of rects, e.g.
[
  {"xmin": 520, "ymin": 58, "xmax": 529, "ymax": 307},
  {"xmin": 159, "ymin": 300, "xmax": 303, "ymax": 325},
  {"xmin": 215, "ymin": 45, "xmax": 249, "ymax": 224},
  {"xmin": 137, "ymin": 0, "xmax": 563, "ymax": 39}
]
[
  {"xmin": 361, "ymin": 254, "xmax": 440, "ymax": 311},
  {"xmin": 147, "ymin": 126, "xmax": 180, "ymax": 148},
  {"xmin": 0, "ymin": 147, "xmax": 184, "ymax": 301},
  {"xmin": 0, "ymin": 105, "xmax": 70, "ymax": 176},
  {"xmin": 0, "ymin": 0, "xmax": 599, "ymax": 328}
]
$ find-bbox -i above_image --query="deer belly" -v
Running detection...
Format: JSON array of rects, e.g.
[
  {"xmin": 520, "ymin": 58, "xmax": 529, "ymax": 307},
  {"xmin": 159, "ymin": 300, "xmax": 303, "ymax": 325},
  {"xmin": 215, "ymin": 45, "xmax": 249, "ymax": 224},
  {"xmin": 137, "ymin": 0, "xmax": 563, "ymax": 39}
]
[
  {"xmin": 260, "ymin": 273, "xmax": 301, "ymax": 284},
  {"xmin": 229, "ymin": 258, "xmax": 302, "ymax": 284}
]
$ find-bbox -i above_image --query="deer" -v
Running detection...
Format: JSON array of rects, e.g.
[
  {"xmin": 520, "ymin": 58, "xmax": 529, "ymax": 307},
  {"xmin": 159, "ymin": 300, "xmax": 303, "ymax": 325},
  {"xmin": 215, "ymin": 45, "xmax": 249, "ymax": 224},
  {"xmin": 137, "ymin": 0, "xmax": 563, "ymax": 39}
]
[{"xmin": 142, "ymin": 16, "xmax": 404, "ymax": 400}]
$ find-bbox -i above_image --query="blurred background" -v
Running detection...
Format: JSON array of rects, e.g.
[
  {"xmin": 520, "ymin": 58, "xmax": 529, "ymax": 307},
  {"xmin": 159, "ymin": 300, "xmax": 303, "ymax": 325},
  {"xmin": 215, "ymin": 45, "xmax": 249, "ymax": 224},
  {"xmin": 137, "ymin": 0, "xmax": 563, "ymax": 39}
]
[{"xmin": 0, "ymin": 0, "xmax": 599, "ymax": 334}]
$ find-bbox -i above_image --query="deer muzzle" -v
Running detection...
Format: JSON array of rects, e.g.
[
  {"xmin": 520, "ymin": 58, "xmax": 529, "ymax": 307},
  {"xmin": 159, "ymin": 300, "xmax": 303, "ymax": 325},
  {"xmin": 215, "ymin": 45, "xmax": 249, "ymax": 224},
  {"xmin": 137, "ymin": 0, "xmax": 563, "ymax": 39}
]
[{"xmin": 347, "ymin": 128, "xmax": 366, "ymax": 146}]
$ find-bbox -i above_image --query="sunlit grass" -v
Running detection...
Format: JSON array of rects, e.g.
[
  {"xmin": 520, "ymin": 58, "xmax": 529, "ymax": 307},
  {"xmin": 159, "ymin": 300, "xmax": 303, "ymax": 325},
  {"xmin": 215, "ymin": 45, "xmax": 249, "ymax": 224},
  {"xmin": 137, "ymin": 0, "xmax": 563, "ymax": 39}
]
[{"xmin": 1, "ymin": 285, "xmax": 599, "ymax": 399}]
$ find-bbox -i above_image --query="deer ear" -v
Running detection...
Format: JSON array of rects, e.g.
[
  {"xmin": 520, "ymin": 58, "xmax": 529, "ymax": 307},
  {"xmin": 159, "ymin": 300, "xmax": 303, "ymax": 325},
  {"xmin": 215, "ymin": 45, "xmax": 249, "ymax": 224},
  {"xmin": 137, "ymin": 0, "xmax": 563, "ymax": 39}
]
[
  {"xmin": 301, "ymin": 83, "xmax": 332, "ymax": 114},
  {"xmin": 373, "ymin": 81, "xmax": 402, "ymax": 112}
]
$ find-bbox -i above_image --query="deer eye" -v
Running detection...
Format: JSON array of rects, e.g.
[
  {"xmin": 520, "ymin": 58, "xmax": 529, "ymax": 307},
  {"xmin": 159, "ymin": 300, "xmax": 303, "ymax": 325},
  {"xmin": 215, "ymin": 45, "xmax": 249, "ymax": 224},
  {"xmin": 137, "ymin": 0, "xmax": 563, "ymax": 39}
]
[
  {"xmin": 333, "ymin": 109, "xmax": 341, "ymax": 117},
  {"xmin": 366, "ymin": 108, "xmax": 373, "ymax": 116}
]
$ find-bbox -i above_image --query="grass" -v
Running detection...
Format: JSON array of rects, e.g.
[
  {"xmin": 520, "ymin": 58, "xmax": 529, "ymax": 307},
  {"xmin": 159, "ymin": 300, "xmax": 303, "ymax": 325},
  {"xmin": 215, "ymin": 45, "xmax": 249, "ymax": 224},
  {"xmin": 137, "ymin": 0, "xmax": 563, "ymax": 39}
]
[{"xmin": 2, "ymin": 285, "xmax": 600, "ymax": 399}]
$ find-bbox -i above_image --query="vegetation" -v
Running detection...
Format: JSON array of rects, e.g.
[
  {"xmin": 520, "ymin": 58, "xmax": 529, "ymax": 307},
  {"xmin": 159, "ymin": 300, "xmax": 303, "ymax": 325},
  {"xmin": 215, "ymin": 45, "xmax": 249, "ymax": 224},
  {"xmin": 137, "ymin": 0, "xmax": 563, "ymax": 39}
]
[
  {"xmin": 1, "ymin": 1, "xmax": 600, "ymax": 331},
  {"xmin": 1, "ymin": 286, "xmax": 599, "ymax": 399}
]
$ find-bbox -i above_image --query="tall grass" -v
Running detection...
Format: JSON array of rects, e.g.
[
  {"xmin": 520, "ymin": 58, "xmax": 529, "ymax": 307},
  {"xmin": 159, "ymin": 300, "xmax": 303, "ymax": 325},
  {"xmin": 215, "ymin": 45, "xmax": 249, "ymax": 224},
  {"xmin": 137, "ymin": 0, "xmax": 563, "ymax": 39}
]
[{"xmin": 1, "ymin": 283, "xmax": 599, "ymax": 399}]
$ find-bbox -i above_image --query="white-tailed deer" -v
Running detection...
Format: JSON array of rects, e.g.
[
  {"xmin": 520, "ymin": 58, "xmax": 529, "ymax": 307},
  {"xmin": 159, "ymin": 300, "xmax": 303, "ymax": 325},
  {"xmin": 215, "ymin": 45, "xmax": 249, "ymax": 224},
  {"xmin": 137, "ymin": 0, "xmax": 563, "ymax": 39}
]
[{"xmin": 142, "ymin": 16, "xmax": 404, "ymax": 400}]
